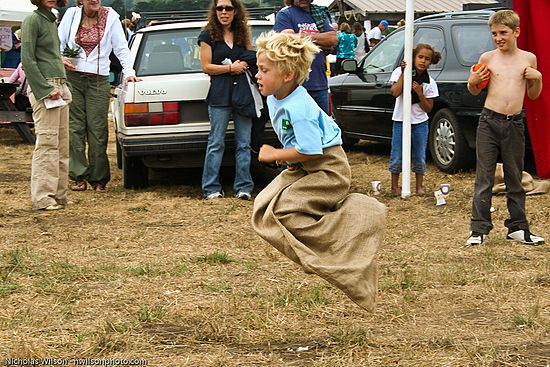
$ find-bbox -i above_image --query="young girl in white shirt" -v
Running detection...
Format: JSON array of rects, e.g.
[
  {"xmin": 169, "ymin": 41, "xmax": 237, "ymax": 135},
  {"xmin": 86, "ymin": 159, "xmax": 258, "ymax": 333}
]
[{"xmin": 389, "ymin": 43, "xmax": 441, "ymax": 195}]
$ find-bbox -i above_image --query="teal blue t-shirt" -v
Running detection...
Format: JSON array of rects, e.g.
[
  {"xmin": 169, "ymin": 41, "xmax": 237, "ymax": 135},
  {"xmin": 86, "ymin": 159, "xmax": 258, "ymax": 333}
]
[
  {"xmin": 336, "ymin": 32, "xmax": 357, "ymax": 59},
  {"xmin": 267, "ymin": 86, "xmax": 342, "ymax": 155}
]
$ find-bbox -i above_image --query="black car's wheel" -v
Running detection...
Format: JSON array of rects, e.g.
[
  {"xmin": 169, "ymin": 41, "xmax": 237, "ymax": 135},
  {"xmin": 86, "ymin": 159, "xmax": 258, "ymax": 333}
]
[
  {"xmin": 122, "ymin": 154, "xmax": 148, "ymax": 189},
  {"xmin": 429, "ymin": 108, "xmax": 475, "ymax": 173}
]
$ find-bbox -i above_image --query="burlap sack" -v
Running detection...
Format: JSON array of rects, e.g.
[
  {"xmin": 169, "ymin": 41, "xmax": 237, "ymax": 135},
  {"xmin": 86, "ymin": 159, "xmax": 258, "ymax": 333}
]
[
  {"xmin": 492, "ymin": 163, "xmax": 550, "ymax": 195},
  {"xmin": 252, "ymin": 146, "xmax": 386, "ymax": 311}
]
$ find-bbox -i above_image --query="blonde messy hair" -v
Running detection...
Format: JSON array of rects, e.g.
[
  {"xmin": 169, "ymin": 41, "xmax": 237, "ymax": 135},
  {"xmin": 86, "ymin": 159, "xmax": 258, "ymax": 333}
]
[
  {"xmin": 488, "ymin": 10, "xmax": 520, "ymax": 31},
  {"xmin": 256, "ymin": 31, "xmax": 320, "ymax": 85}
]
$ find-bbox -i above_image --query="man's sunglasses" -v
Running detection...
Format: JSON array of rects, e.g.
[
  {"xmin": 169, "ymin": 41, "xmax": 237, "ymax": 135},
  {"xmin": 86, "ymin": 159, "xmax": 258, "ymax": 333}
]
[{"xmin": 215, "ymin": 5, "xmax": 235, "ymax": 12}]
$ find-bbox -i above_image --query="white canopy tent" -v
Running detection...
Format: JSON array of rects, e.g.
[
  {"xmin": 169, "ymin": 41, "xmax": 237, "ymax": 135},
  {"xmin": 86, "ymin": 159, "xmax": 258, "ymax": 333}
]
[{"xmin": 0, "ymin": 1, "xmax": 37, "ymax": 26}]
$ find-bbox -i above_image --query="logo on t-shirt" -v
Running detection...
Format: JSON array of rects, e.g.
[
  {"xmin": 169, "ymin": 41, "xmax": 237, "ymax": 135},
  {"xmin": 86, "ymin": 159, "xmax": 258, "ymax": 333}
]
[
  {"xmin": 298, "ymin": 23, "xmax": 319, "ymax": 34},
  {"xmin": 281, "ymin": 118, "xmax": 292, "ymax": 130}
]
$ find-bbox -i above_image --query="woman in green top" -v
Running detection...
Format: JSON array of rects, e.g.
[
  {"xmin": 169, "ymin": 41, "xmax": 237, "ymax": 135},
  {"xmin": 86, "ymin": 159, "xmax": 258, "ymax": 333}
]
[{"xmin": 22, "ymin": 0, "xmax": 72, "ymax": 210}]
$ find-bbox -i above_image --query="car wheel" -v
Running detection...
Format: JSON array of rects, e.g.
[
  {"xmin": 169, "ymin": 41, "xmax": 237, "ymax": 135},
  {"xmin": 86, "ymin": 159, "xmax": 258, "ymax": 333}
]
[
  {"xmin": 429, "ymin": 108, "xmax": 475, "ymax": 173},
  {"xmin": 122, "ymin": 154, "xmax": 149, "ymax": 189}
]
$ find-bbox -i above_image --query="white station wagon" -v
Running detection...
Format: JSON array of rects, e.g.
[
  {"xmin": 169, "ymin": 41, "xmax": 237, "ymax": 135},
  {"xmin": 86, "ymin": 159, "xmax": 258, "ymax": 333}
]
[{"xmin": 112, "ymin": 19, "xmax": 275, "ymax": 189}]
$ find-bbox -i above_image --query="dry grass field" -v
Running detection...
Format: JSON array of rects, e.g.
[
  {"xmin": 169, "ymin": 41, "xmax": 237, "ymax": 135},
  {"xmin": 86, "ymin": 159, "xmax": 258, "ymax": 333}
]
[{"xmin": 0, "ymin": 125, "xmax": 549, "ymax": 367}]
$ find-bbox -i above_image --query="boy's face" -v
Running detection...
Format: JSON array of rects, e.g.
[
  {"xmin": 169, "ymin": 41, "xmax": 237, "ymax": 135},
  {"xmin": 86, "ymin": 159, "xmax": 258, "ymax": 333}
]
[
  {"xmin": 490, "ymin": 23, "xmax": 519, "ymax": 52},
  {"xmin": 256, "ymin": 53, "xmax": 288, "ymax": 98}
]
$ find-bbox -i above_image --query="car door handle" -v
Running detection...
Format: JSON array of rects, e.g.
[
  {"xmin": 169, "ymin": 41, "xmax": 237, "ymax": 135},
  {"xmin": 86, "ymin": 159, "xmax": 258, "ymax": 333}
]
[{"xmin": 376, "ymin": 82, "xmax": 391, "ymax": 87}]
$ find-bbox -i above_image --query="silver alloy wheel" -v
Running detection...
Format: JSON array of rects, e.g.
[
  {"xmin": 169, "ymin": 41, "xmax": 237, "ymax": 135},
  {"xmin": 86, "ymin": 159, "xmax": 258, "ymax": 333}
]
[{"xmin": 434, "ymin": 117, "xmax": 456, "ymax": 166}]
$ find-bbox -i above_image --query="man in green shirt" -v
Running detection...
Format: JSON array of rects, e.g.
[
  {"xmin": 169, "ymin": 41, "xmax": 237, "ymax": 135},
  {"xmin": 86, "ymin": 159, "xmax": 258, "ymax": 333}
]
[{"xmin": 22, "ymin": 0, "xmax": 72, "ymax": 210}]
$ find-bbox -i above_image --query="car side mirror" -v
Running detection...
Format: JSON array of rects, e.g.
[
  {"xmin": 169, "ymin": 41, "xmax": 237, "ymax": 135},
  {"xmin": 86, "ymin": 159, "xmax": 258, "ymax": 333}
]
[{"xmin": 341, "ymin": 59, "xmax": 358, "ymax": 73}]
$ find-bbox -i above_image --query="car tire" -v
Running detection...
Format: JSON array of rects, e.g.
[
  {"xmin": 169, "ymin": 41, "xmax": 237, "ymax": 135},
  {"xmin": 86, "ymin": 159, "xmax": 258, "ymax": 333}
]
[
  {"xmin": 429, "ymin": 108, "xmax": 475, "ymax": 173},
  {"xmin": 122, "ymin": 154, "xmax": 149, "ymax": 189}
]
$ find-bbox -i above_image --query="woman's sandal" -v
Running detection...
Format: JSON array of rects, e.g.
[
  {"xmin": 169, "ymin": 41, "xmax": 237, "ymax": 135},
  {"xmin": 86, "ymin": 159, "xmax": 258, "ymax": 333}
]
[
  {"xmin": 93, "ymin": 183, "xmax": 106, "ymax": 193},
  {"xmin": 71, "ymin": 180, "xmax": 87, "ymax": 191}
]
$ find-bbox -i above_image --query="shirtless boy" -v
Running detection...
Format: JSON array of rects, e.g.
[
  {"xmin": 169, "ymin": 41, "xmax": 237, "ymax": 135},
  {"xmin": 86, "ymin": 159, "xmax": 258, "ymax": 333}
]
[{"xmin": 465, "ymin": 10, "xmax": 544, "ymax": 246}]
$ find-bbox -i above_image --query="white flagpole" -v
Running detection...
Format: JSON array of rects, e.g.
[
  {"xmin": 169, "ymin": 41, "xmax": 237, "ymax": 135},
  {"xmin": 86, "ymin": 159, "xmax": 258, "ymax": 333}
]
[{"xmin": 401, "ymin": 0, "xmax": 415, "ymax": 198}]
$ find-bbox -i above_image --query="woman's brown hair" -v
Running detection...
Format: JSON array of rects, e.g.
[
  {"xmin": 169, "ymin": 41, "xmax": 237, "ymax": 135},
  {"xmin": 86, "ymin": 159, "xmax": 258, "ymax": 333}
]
[
  {"xmin": 31, "ymin": 0, "xmax": 68, "ymax": 7},
  {"xmin": 205, "ymin": 0, "xmax": 250, "ymax": 48}
]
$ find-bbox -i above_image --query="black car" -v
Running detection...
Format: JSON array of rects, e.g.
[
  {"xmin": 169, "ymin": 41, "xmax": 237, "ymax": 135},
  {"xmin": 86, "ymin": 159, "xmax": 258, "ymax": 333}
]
[{"xmin": 329, "ymin": 10, "xmax": 500, "ymax": 173}]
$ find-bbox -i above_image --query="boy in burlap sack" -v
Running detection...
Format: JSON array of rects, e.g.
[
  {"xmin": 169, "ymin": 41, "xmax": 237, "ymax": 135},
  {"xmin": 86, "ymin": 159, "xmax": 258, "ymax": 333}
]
[{"xmin": 252, "ymin": 32, "xmax": 386, "ymax": 311}]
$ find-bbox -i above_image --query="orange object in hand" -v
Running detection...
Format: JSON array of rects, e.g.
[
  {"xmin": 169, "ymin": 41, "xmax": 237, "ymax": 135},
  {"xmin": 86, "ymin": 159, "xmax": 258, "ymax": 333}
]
[{"xmin": 472, "ymin": 63, "xmax": 490, "ymax": 90}]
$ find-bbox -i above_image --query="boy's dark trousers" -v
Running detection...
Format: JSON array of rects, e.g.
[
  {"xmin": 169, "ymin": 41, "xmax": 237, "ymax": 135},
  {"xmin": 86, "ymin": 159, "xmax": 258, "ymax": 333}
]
[{"xmin": 470, "ymin": 108, "xmax": 529, "ymax": 234}]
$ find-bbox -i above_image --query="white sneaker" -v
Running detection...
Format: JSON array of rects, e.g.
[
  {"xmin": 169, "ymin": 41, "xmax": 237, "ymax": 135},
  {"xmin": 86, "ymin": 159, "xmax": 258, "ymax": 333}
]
[
  {"xmin": 465, "ymin": 231, "xmax": 485, "ymax": 246},
  {"xmin": 506, "ymin": 230, "xmax": 544, "ymax": 245},
  {"xmin": 205, "ymin": 192, "xmax": 223, "ymax": 200},
  {"xmin": 235, "ymin": 192, "xmax": 251, "ymax": 200}
]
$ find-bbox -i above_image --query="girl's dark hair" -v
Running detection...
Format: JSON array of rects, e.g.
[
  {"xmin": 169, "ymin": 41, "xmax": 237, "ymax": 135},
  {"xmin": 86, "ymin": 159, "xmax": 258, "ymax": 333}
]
[
  {"xmin": 205, "ymin": 0, "xmax": 250, "ymax": 48},
  {"xmin": 413, "ymin": 43, "xmax": 442, "ymax": 65},
  {"xmin": 31, "ymin": 0, "xmax": 67, "ymax": 7},
  {"xmin": 352, "ymin": 22, "xmax": 363, "ymax": 34}
]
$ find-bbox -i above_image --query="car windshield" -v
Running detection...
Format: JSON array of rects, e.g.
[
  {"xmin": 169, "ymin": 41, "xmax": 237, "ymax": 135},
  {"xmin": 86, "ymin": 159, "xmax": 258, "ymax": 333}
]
[
  {"xmin": 452, "ymin": 24, "xmax": 494, "ymax": 65},
  {"xmin": 135, "ymin": 25, "xmax": 273, "ymax": 77},
  {"xmin": 363, "ymin": 30, "xmax": 405, "ymax": 74},
  {"xmin": 136, "ymin": 29, "xmax": 201, "ymax": 76}
]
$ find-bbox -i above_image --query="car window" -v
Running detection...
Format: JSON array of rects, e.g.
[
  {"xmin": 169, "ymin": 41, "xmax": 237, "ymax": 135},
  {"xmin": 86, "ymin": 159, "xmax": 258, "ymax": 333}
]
[
  {"xmin": 136, "ymin": 29, "xmax": 202, "ymax": 76},
  {"xmin": 135, "ymin": 25, "xmax": 273, "ymax": 77},
  {"xmin": 452, "ymin": 24, "xmax": 494, "ymax": 66},
  {"xmin": 414, "ymin": 27, "xmax": 445, "ymax": 68},
  {"xmin": 363, "ymin": 30, "xmax": 405, "ymax": 74},
  {"xmin": 250, "ymin": 25, "xmax": 274, "ymax": 45}
]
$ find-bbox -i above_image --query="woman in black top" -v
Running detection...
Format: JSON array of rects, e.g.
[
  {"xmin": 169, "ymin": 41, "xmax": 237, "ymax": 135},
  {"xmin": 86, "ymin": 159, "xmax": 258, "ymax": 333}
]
[{"xmin": 198, "ymin": 0, "xmax": 255, "ymax": 200}]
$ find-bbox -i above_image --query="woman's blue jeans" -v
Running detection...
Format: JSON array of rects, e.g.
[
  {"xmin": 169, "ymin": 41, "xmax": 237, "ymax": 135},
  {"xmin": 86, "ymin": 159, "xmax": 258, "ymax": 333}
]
[
  {"xmin": 202, "ymin": 106, "xmax": 254, "ymax": 196},
  {"xmin": 389, "ymin": 120, "xmax": 429, "ymax": 174},
  {"xmin": 307, "ymin": 89, "xmax": 329, "ymax": 115}
]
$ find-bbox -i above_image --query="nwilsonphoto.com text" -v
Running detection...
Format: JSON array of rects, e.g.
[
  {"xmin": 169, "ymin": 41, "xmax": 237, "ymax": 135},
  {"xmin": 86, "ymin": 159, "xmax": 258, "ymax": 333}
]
[{"xmin": 4, "ymin": 358, "xmax": 148, "ymax": 366}]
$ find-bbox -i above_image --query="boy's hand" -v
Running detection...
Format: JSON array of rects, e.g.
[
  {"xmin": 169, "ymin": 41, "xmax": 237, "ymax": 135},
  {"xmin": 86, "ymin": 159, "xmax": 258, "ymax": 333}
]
[
  {"xmin": 524, "ymin": 66, "xmax": 542, "ymax": 81},
  {"xmin": 468, "ymin": 63, "xmax": 490, "ymax": 86},
  {"xmin": 258, "ymin": 144, "xmax": 277, "ymax": 163},
  {"xmin": 400, "ymin": 60, "xmax": 406, "ymax": 72}
]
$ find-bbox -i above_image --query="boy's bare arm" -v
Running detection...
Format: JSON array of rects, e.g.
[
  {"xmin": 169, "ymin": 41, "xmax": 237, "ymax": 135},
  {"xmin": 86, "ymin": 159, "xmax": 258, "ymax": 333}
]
[
  {"xmin": 524, "ymin": 55, "xmax": 542, "ymax": 100},
  {"xmin": 467, "ymin": 55, "xmax": 491, "ymax": 96},
  {"xmin": 258, "ymin": 145, "xmax": 322, "ymax": 164}
]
